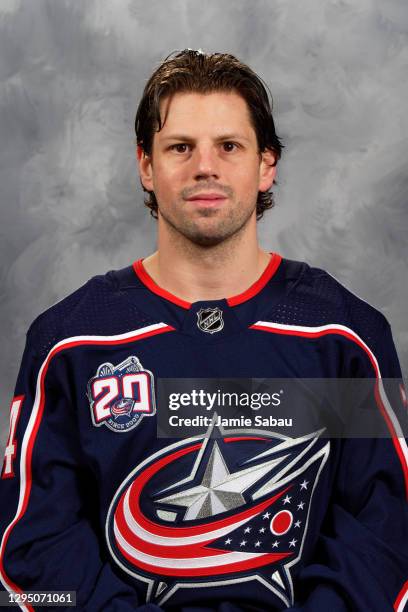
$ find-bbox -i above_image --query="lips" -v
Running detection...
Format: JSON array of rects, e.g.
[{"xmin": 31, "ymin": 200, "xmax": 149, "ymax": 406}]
[{"xmin": 186, "ymin": 193, "xmax": 227, "ymax": 202}]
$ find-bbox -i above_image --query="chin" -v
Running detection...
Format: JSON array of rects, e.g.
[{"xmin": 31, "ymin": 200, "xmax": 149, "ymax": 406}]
[
  {"xmin": 187, "ymin": 233, "xmax": 227, "ymax": 247},
  {"xmin": 184, "ymin": 223, "xmax": 245, "ymax": 247},
  {"xmin": 161, "ymin": 209, "xmax": 252, "ymax": 247}
]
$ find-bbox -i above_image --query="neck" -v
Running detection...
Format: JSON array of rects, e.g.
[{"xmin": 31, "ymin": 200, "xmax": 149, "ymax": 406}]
[{"xmin": 142, "ymin": 219, "xmax": 271, "ymax": 303}]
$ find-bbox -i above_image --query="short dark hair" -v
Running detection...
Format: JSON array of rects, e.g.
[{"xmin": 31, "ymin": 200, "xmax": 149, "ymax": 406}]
[{"xmin": 135, "ymin": 49, "xmax": 284, "ymax": 219}]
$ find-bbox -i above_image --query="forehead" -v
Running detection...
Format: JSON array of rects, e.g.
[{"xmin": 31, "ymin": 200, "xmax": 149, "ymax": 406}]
[{"xmin": 157, "ymin": 90, "xmax": 256, "ymax": 139}]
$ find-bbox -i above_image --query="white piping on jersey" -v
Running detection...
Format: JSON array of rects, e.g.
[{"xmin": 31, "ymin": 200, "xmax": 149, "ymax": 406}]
[
  {"xmin": 252, "ymin": 321, "xmax": 408, "ymax": 477},
  {"xmin": 0, "ymin": 322, "xmax": 172, "ymax": 611},
  {"xmin": 396, "ymin": 587, "xmax": 408, "ymax": 612}
]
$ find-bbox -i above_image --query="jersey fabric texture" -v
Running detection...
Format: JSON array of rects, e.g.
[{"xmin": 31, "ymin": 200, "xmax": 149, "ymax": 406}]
[{"xmin": 1, "ymin": 253, "xmax": 407, "ymax": 612}]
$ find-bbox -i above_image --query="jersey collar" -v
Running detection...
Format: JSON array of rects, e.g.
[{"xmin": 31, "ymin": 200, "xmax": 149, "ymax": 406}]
[
  {"xmin": 132, "ymin": 253, "xmax": 282, "ymax": 309},
  {"xmin": 133, "ymin": 253, "xmax": 282, "ymax": 310}
]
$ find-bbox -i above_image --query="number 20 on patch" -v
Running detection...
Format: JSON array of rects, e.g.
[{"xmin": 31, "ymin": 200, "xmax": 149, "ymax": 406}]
[{"xmin": 87, "ymin": 357, "xmax": 156, "ymax": 433}]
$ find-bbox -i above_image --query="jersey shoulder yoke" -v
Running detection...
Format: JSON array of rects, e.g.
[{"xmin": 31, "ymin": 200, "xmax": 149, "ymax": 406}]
[{"xmin": 27, "ymin": 268, "xmax": 156, "ymax": 360}]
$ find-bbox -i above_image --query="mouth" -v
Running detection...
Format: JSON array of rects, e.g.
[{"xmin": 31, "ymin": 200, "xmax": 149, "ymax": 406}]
[{"xmin": 185, "ymin": 193, "xmax": 228, "ymax": 206}]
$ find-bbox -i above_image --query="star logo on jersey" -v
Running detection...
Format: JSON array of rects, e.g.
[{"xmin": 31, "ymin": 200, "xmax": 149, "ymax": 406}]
[
  {"xmin": 196, "ymin": 307, "xmax": 224, "ymax": 334},
  {"xmin": 87, "ymin": 356, "xmax": 155, "ymax": 432},
  {"xmin": 106, "ymin": 419, "xmax": 330, "ymax": 607}
]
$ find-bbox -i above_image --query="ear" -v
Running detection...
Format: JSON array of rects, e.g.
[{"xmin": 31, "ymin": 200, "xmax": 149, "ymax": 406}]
[
  {"xmin": 137, "ymin": 145, "xmax": 154, "ymax": 192},
  {"xmin": 258, "ymin": 149, "xmax": 277, "ymax": 193}
]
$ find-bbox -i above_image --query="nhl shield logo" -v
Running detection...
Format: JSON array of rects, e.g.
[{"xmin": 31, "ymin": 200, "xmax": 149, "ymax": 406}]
[
  {"xmin": 87, "ymin": 356, "xmax": 155, "ymax": 432},
  {"xmin": 197, "ymin": 307, "xmax": 224, "ymax": 334}
]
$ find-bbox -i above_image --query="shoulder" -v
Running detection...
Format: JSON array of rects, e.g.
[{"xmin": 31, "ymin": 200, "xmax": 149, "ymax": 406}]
[
  {"xmin": 276, "ymin": 258, "xmax": 390, "ymax": 352},
  {"xmin": 26, "ymin": 265, "xmax": 155, "ymax": 360}
]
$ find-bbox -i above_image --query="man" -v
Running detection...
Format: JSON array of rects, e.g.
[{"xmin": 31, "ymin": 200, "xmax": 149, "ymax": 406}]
[{"xmin": 0, "ymin": 49, "xmax": 407, "ymax": 611}]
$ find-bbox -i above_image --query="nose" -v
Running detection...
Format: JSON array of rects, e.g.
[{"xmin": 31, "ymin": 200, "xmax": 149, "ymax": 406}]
[{"xmin": 192, "ymin": 144, "xmax": 220, "ymax": 181}]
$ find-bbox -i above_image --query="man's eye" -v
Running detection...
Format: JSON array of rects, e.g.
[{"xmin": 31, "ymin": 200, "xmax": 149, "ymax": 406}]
[
  {"xmin": 170, "ymin": 144, "xmax": 190, "ymax": 153},
  {"xmin": 222, "ymin": 142, "xmax": 238, "ymax": 152}
]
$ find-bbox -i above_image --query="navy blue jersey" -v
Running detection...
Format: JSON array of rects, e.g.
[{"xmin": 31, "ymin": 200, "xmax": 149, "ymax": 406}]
[{"xmin": 1, "ymin": 254, "xmax": 407, "ymax": 611}]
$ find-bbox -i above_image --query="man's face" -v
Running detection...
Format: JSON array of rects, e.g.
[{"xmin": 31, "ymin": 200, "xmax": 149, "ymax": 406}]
[{"xmin": 138, "ymin": 91, "xmax": 276, "ymax": 247}]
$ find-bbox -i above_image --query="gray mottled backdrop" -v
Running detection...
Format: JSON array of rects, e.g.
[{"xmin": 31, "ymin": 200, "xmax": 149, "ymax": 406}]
[{"xmin": 1, "ymin": 0, "xmax": 407, "ymax": 451}]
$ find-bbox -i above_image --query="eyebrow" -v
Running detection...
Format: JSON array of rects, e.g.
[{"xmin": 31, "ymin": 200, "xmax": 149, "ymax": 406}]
[{"xmin": 160, "ymin": 134, "xmax": 251, "ymax": 143}]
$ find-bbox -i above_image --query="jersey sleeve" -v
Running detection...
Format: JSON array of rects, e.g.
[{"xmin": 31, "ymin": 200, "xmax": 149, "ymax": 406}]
[
  {"xmin": 289, "ymin": 320, "xmax": 408, "ymax": 611},
  {"xmin": 0, "ymin": 331, "xmax": 164, "ymax": 612}
]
